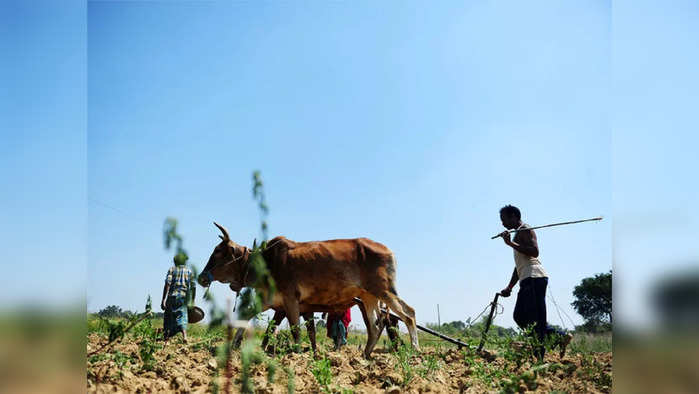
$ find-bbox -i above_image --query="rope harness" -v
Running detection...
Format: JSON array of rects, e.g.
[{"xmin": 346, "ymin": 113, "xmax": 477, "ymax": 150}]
[
  {"xmin": 200, "ymin": 238, "xmax": 285, "ymax": 309},
  {"xmin": 467, "ymin": 298, "xmax": 504, "ymax": 328}
]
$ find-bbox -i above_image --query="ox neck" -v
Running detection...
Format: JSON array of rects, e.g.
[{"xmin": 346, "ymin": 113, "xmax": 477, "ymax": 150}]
[{"xmin": 239, "ymin": 246, "xmax": 253, "ymax": 287}]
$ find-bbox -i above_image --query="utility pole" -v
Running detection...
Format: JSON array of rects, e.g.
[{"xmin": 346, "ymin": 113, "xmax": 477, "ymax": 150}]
[{"xmin": 437, "ymin": 304, "xmax": 441, "ymax": 328}]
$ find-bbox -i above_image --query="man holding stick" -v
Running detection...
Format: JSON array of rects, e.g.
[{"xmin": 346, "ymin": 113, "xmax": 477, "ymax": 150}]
[{"xmin": 497, "ymin": 205, "xmax": 572, "ymax": 359}]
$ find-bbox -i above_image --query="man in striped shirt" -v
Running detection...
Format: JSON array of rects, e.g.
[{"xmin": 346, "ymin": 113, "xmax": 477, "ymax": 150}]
[{"xmin": 161, "ymin": 253, "xmax": 195, "ymax": 343}]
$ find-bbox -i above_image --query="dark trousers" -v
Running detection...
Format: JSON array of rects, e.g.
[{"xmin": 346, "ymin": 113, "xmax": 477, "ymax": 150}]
[{"xmin": 513, "ymin": 277, "xmax": 564, "ymax": 357}]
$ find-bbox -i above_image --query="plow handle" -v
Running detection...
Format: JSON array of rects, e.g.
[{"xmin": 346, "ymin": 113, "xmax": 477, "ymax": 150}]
[{"xmin": 477, "ymin": 292, "xmax": 501, "ymax": 352}]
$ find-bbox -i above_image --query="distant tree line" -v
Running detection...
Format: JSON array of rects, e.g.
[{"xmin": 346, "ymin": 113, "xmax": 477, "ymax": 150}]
[
  {"xmin": 426, "ymin": 318, "xmax": 517, "ymax": 339},
  {"xmin": 95, "ymin": 305, "xmax": 163, "ymax": 319}
]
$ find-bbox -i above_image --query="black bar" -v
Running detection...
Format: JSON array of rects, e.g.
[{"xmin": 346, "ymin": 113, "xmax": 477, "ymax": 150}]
[
  {"xmin": 477, "ymin": 292, "xmax": 500, "ymax": 352},
  {"xmin": 352, "ymin": 297, "xmax": 473, "ymax": 349}
]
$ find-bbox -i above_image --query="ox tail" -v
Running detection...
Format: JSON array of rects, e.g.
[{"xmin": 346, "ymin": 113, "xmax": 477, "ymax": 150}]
[{"xmin": 388, "ymin": 254, "xmax": 398, "ymax": 295}]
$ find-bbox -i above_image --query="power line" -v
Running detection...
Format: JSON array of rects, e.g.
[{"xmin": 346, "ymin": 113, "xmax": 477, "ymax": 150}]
[
  {"xmin": 548, "ymin": 290, "xmax": 577, "ymax": 330},
  {"xmin": 88, "ymin": 198, "xmax": 157, "ymax": 226}
]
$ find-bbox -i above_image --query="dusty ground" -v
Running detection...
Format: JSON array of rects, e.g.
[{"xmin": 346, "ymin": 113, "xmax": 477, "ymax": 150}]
[{"xmin": 87, "ymin": 332, "xmax": 611, "ymax": 393}]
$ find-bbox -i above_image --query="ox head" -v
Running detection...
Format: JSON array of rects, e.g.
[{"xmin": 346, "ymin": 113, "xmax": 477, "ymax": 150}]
[{"xmin": 197, "ymin": 222, "xmax": 250, "ymax": 291}]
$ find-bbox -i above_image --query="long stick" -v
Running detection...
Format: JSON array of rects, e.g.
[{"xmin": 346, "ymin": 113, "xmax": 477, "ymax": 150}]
[
  {"xmin": 490, "ymin": 217, "xmax": 603, "ymax": 239},
  {"xmin": 477, "ymin": 293, "xmax": 500, "ymax": 352}
]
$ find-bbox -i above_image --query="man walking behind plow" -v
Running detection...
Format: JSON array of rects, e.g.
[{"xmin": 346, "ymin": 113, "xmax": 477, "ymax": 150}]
[
  {"xmin": 161, "ymin": 252, "xmax": 195, "ymax": 343},
  {"xmin": 497, "ymin": 205, "xmax": 572, "ymax": 359}
]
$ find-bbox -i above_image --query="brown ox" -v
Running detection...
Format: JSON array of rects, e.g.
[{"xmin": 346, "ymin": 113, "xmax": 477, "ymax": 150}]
[{"xmin": 198, "ymin": 222, "xmax": 419, "ymax": 358}]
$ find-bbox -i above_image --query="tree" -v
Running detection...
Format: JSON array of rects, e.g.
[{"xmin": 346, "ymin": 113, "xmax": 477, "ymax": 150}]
[
  {"xmin": 97, "ymin": 305, "xmax": 123, "ymax": 318},
  {"xmin": 96, "ymin": 305, "xmax": 138, "ymax": 319},
  {"xmin": 572, "ymin": 271, "xmax": 612, "ymax": 329},
  {"xmin": 443, "ymin": 320, "xmax": 466, "ymax": 331}
]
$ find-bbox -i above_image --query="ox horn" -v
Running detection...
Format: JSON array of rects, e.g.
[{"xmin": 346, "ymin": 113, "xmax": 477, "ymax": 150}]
[{"xmin": 213, "ymin": 221, "xmax": 230, "ymax": 241}]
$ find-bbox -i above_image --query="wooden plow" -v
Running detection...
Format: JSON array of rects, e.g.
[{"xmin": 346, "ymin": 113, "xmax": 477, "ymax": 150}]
[{"xmin": 352, "ymin": 297, "xmax": 474, "ymax": 350}]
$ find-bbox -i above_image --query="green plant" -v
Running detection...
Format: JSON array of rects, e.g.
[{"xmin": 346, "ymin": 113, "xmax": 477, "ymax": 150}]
[
  {"xmin": 418, "ymin": 353, "xmax": 441, "ymax": 378},
  {"xmin": 271, "ymin": 329, "xmax": 297, "ymax": 356},
  {"xmin": 311, "ymin": 358, "xmax": 333, "ymax": 392},
  {"xmin": 569, "ymin": 332, "xmax": 612, "ymax": 354},
  {"xmin": 89, "ymin": 296, "xmax": 153, "ymax": 358},
  {"xmin": 472, "ymin": 358, "xmax": 511, "ymax": 389},
  {"xmin": 240, "ymin": 339, "xmax": 265, "ymax": 393},
  {"xmin": 138, "ymin": 336, "xmax": 161, "ymax": 372},
  {"xmin": 284, "ymin": 366, "xmax": 295, "ymax": 394},
  {"xmin": 252, "ymin": 170, "xmax": 269, "ymax": 241},
  {"xmin": 395, "ymin": 343, "xmax": 416, "ymax": 386},
  {"xmin": 579, "ymin": 353, "xmax": 612, "ymax": 390},
  {"xmin": 266, "ymin": 358, "xmax": 278, "ymax": 384},
  {"xmin": 230, "ymin": 171, "xmax": 277, "ymax": 322},
  {"xmin": 132, "ymin": 314, "xmax": 155, "ymax": 340}
]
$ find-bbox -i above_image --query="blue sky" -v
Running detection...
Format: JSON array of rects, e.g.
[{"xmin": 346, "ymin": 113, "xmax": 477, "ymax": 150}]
[
  {"xmin": 0, "ymin": 0, "xmax": 86, "ymax": 307},
  {"xmin": 85, "ymin": 0, "xmax": 610, "ymax": 330},
  {"xmin": 612, "ymin": 0, "xmax": 699, "ymax": 327},
  {"xmin": 3, "ymin": 1, "xmax": 696, "ymax": 331}
]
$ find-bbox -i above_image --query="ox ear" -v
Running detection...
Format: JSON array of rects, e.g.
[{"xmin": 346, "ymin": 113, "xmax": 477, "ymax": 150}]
[{"xmin": 213, "ymin": 221, "xmax": 230, "ymax": 241}]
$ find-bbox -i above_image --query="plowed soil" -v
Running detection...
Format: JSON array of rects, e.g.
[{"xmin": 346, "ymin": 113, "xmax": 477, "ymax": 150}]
[{"xmin": 87, "ymin": 333, "xmax": 611, "ymax": 393}]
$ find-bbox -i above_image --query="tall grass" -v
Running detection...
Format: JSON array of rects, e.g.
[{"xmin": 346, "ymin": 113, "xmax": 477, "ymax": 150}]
[{"xmin": 569, "ymin": 331, "xmax": 612, "ymax": 354}]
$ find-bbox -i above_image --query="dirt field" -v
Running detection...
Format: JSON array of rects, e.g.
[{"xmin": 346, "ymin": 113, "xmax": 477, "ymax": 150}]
[{"xmin": 86, "ymin": 322, "xmax": 612, "ymax": 393}]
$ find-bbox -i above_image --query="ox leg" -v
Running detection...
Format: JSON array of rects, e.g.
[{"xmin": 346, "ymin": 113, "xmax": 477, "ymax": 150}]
[
  {"xmin": 381, "ymin": 293, "xmax": 420, "ymax": 351},
  {"xmin": 361, "ymin": 295, "xmax": 381, "ymax": 359},
  {"xmin": 262, "ymin": 310, "xmax": 285, "ymax": 352},
  {"xmin": 283, "ymin": 297, "xmax": 302, "ymax": 351},
  {"xmin": 303, "ymin": 313, "xmax": 316, "ymax": 354},
  {"xmin": 356, "ymin": 301, "xmax": 372, "ymax": 338}
]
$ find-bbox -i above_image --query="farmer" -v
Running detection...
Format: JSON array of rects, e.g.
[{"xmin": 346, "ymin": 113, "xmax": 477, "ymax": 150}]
[
  {"xmin": 323, "ymin": 307, "xmax": 352, "ymax": 350},
  {"xmin": 497, "ymin": 205, "xmax": 573, "ymax": 358},
  {"xmin": 161, "ymin": 252, "xmax": 195, "ymax": 343}
]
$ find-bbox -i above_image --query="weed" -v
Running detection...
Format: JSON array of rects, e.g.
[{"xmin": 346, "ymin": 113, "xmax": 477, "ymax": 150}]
[
  {"xmin": 418, "ymin": 352, "xmax": 441, "ymax": 378},
  {"xmin": 284, "ymin": 366, "xmax": 295, "ymax": 394},
  {"xmin": 569, "ymin": 332, "xmax": 612, "ymax": 354},
  {"xmin": 266, "ymin": 358, "xmax": 278, "ymax": 384},
  {"xmin": 240, "ymin": 339, "xmax": 265, "ymax": 393},
  {"xmin": 311, "ymin": 358, "xmax": 333, "ymax": 392},
  {"xmin": 579, "ymin": 353, "xmax": 611, "ymax": 390},
  {"xmin": 395, "ymin": 343, "xmax": 415, "ymax": 386}
]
